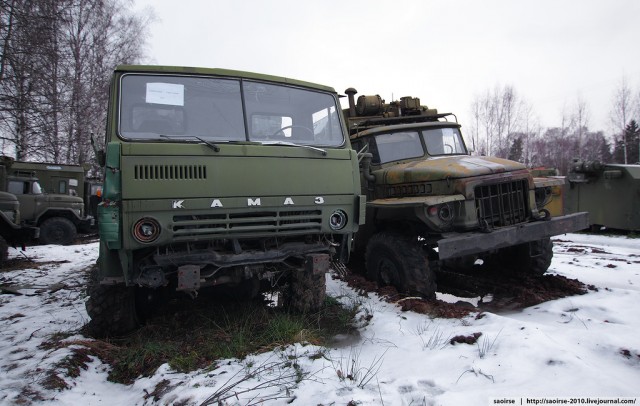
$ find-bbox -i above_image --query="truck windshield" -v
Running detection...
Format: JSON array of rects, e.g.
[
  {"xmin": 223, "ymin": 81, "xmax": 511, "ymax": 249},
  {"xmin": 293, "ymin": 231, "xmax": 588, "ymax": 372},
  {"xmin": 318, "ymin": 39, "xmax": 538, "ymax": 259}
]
[
  {"xmin": 423, "ymin": 127, "xmax": 467, "ymax": 156},
  {"xmin": 376, "ymin": 131, "xmax": 424, "ymax": 164},
  {"xmin": 373, "ymin": 126, "xmax": 467, "ymax": 164},
  {"xmin": 118, "ymin": 74, "xmax": 345, "ymax": 147}
]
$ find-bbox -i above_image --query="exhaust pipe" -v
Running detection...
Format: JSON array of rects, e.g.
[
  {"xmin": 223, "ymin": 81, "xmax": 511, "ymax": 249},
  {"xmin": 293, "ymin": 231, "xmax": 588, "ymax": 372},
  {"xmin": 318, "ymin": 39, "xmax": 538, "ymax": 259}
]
[{"xmin": 344, "ymin": 87, "xmax": 357, "ymax": 117}]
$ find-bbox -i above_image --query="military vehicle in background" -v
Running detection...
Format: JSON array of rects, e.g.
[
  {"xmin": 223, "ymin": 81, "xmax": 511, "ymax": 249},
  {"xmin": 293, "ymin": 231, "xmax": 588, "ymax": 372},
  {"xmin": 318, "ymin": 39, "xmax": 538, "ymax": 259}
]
[
  {"xmin": 0, "ymin": 191, "xmax": 39, "ymax": 264},
  {"xmin": 83, "ymin": 178, "xmax": 103, "ymax": 223},
  {"xmin": 8, "ymin": 160, "xmax": 103, "ymax": 223},
  {"xmin": 0, "ymin": 157, "xmax": 94, "ymax": 245},
  {"xmin": 343, "ymin": 88, "xmax": 589, "ymax": 298},
  {"xmin": 565, "ymin": 159, "xmax": 640, "ymax": 231},
  {"xmin": 9, "ymin": 160, "xmax": 87, "ymax": 197},
  {"xmin": 85, "ymin": 65, "xmax": 363, "ymax": 337}
]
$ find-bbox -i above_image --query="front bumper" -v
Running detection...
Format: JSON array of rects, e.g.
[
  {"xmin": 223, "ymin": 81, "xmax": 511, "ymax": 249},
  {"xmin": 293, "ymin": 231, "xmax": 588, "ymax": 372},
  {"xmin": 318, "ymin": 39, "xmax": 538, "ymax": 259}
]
[
  {"xmin": 437, "ymin": 212, "xmax": 589, "ymax": 260},
  {"xmin": 77, "ymin": 216, "xmax": 95, "ymax": 233}
]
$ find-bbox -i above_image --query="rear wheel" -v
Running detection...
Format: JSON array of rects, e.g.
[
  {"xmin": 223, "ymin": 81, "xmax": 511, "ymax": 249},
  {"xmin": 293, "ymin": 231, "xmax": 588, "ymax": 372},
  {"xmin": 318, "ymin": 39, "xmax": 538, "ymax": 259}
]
[
  {"xmin": 39, "ymin": 217, "xmax": 77, "ymax": 245},
  {"xmin": 365, "ymin": 232, "xmax": 436, "ymax": 300}
]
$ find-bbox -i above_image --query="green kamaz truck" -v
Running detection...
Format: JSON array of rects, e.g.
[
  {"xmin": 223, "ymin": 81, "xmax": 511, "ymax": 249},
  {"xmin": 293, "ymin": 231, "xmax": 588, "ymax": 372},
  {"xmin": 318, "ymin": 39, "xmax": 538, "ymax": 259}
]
[
  {"xmin": 343, "ymin": 88, "xmax": 589, "ymax": 298},
  {"xmin": 86, "ymin": 66, "xmax": 364, "ymax": 337}
]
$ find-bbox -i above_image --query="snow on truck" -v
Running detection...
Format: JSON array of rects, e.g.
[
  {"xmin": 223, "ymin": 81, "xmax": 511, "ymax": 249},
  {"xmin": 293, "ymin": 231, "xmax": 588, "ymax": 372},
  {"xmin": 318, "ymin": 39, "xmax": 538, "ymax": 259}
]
[
  {"xmin": 343, "ymin": 88, "xmax": 589, "ymax": 298},
  {"xmin": 86, "ymin": 66, "xmax": 364, "ymax": 337}
]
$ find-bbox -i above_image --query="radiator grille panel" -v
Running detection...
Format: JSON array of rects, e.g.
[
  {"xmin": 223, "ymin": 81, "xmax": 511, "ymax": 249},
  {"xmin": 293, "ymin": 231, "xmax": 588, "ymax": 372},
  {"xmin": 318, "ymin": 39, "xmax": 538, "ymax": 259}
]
[
  {"xmin": 172, "ymin": 210, "xmax": 323, "ymax": 239},
  {"xmin": 475, "ymin": 180, "xmax": 529, "ymax": 227}
]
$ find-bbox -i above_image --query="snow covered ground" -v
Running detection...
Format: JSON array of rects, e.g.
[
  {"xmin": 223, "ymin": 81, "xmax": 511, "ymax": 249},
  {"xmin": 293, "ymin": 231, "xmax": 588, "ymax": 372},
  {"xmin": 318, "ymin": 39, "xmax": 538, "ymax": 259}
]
[{"xmin": 1, "ymin": 233, "xmax": 639, "ymax": 405}]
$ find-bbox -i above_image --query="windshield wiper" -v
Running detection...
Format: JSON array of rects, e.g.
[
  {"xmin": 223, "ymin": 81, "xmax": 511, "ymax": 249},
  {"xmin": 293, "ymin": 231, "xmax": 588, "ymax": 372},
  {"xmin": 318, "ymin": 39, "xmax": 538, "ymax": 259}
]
[
  {"xmin": 159, "ymin": 135, "xmax": 220, "ymax": 152},
  {"xmin": 259, "ymin": 140, "xmax": 327, "ymax": 156}
]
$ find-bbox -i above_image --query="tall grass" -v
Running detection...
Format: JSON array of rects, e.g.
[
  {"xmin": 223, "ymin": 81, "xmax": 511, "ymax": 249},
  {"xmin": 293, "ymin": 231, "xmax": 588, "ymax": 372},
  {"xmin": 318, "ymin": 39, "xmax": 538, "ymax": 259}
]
[{"xmin": 76, "ymin": 294, "xmax": 359, "ymax": 384}]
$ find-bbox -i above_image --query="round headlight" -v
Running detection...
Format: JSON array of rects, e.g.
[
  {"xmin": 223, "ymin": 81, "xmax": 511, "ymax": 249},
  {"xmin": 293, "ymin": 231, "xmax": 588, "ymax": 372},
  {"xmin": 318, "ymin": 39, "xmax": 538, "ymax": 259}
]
[
  {"xmin": 133, "ymin": 217, "xmax": 161, "ymax": 243},
  {"xmin": 438, "ymin": 204, "xmax": 454, "ymax": 222},
  {"xmin": 329, "ymin": 210, "xmax": 348, "ymax": 231},
  {"xmin": 427, "ymin": 204, "xmax": 454, "ymax": 223}
]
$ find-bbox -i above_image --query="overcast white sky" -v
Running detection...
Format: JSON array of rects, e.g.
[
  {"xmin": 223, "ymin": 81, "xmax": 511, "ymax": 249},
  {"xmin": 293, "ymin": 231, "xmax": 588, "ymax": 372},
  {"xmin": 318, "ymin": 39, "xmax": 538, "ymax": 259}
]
[{"xmin": 134, "ymin": 0, "xmax": 640, "ymax": 135}]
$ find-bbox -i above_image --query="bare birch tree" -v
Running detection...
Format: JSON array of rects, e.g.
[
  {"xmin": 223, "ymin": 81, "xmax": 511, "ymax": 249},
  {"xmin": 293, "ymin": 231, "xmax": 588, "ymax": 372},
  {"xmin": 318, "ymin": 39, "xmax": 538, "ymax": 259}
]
[
  {"xmin": 570, "ymin": 94, "xmax": 589, "ymax": 159},
  {"xmin": 609, "ymin": 76, "xmax": 634, "ymax": 164},
  {"xmin": 469, "ymin": 84, "xmax": 525, "ymax": 158},
  {"xmin": 0, "ymin": 0, "xmax": 150, "ymax": 164}
]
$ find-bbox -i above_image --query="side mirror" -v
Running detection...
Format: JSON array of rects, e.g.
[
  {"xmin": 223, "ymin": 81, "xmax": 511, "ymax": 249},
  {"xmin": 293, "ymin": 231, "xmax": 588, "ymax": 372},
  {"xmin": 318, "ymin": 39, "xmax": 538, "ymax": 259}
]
[
  {"xmin": 90, "ymin": 132, "xmax": 106, "ymax": 166},
  {"xmin": 356, "ymin": 143, "xmax": 369, "ymax": 162},
  {"xmin": 359, "ymin": 152, "xmax": 376, "ymax": 184}
]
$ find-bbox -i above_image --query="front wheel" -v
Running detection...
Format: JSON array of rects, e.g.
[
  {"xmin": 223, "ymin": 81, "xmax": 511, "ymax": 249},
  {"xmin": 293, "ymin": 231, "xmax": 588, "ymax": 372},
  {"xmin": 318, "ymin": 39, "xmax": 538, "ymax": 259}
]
[
  {"xmin": 85, "ymin": 266, "xmax": 140, "ymax": 338},
  {"xmin": 39, "ymin": 217, "xmax": 77, "ymax": 245},
  {"xmin": 365, "ymin": 232, "xmax": 436, "ymax": 300},
  {"xmin": 484, "ymin": 238, "xmax": 554, "ymax": 276},
  {"xmin": 0, "ymin": 235, "xmax": 8, "ymax": 264},
  {"xmin": 283, "ymin": 261, "xmax": 326, "ymax": 313}
]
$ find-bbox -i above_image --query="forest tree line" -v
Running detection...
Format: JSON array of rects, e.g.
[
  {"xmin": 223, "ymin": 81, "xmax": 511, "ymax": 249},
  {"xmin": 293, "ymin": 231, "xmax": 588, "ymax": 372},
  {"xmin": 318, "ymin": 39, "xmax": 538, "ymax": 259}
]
[
  {"xmin": 2, "ymin": 1, "xmax": 639, "ymax": 176},
  {"xmin": 0, "ymin": 0, "xmax": 149, "ymax": 170},
  {"xmin": 468, "ymin": 81, "xmax": 640, "ymax": 174}
]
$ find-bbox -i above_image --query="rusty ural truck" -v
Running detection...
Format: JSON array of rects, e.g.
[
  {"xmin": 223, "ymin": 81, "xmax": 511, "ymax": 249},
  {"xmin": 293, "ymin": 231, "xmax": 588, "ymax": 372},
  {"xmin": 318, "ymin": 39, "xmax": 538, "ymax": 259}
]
[{"xmin": 344, "ymin": 88, "xmax": 589, "ymax": 298}]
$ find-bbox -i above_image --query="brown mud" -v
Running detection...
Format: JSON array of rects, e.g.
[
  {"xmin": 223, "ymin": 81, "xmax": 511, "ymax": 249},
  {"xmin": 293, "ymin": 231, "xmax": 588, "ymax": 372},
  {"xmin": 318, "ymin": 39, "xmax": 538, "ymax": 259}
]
[{"xmin": 339, "ymin": 260, "xmax": 595, "ymax": 319}]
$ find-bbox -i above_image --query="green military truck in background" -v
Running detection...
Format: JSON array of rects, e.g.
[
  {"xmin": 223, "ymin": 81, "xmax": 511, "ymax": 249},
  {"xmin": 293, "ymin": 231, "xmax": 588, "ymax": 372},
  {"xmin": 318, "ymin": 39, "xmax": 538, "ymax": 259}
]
[
  {"xmin": 7, "ymin": 160, "xmax": 103, "ymax": 229},
  {"xmin": 9, "ymin": 160, "xmax": 88, "ymax": 197},
  {"xmin": 565, "ymin": 159, "xmax": 640, "ymax": 232},
  {"xmin": 0, "ymin": 191, "xmax": 39, "ymax": 264},
  {"xmin": 86, "ymin": 65, "xmax": 364, "ymax": 337},
  {"xmin": 343, "ymin": 88, "xmax": 589, "ymax": 298},
  {"xmin": 0, "ymin": 157, "xmax": 94, "ymax": 245}
]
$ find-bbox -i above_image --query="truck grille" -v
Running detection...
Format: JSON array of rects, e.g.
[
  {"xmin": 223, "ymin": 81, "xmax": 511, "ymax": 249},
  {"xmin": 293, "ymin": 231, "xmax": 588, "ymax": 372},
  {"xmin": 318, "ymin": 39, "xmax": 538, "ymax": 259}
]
[
  {"xmin": 134, "ymin": 164, "xmax": 207, "ymax": 180},
  {"xmin": 474, "ymin": 180, "xmax": 529, "ymax": 228},
  {"xmin": 172, "ymin": 210, "xmax": 323, "ymax": 239}
]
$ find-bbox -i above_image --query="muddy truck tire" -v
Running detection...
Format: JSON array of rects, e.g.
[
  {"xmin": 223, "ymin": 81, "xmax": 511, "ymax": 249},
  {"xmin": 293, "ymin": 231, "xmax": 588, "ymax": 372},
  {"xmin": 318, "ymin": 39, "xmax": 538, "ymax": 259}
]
[
  {"xmin": 85, "ymin": 266, "xmax": 139, "ymax": 338},
  {"xmin": 365, "ymin": 232, "xmax": 436, "ymax": 300},
  {"xmin": 284, "ymin": 270, "xmax": 326, "ymax": 313},
  {"xmin": 283, "ymin": 254, "xmax": 329, "ymax": 313}
]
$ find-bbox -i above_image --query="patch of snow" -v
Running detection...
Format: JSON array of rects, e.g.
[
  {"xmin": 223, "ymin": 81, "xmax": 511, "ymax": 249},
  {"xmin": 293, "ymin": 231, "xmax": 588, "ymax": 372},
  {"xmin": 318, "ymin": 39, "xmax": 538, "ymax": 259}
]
[{"xmin": 1, "ymin": 235, "xmax": 639, "ymax": 405}]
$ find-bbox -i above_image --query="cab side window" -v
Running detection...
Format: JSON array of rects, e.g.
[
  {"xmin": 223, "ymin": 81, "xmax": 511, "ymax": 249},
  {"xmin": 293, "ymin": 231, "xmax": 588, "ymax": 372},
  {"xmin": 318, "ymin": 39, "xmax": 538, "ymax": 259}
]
[{"xmin": 8, "ymin": 181, "xmax": 28, "ymax": 195}]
